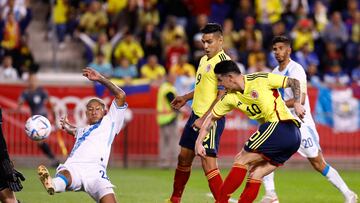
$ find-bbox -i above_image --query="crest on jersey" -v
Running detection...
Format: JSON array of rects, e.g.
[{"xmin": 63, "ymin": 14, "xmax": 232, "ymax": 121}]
[
  {"xmin": 251, "ymin": 90, "xmax": 258, "ymax": 99},
  {"xmin": 206, "ymin": 64, "xmax": 211, "ymax": 72}
]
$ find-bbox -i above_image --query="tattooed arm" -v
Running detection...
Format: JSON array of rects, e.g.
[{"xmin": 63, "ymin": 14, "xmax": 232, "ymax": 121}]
[
  {"xmin": 83, "ymin": 68, "xmax": 126, "ymax": 107},
  {"xmin": 195, "ymin": 112, "xmax": 220, "ymax": 157},
  {"xmin": 286, "ymin": 78, "xmax": 306, "ymax": 121}
]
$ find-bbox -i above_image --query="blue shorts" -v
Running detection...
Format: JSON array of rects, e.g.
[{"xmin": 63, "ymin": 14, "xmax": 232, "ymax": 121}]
[
  {"xmin": 179, "ymin": 112, "xmax": 225, "ymax": 157},
  {"xmin": 244, "ymin": 121, "xmax": 301, "ymax": 166}
]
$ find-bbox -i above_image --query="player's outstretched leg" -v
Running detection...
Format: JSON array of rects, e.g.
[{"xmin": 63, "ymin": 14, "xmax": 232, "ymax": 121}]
[
  {"xmin": 308, "ymin": 152, "xmax": 358, "ymax": 203},
  {"xmin": 38, "ymin": 165, "xmax": 54, "ymax": 195},
  {"xmin": 260, "ymin": 172, "xmax": 279, "ymax": 203}
]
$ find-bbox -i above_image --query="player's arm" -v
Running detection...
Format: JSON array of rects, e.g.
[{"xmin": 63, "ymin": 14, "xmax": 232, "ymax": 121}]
[
  {"xmin": 83, "ymin": 67, "xmax": 126, "ymax": 107},
  {"xmin": 284, "ymin": 69, "xmax": 307, "ymax": 107},
  {"xmin": 195, "ymin": 112, "xmax": 220, "ymax": 157},
  {"xmin": 59, "ymin": 116, "xmax": 76, "ymax": 136},
  {"xmin": 286, "ymin": 78, "xmax": 306, "ymax": 121},
  {"xmin": 44, "ymin": 90, "xmax": 56, "ymax": 121},
  {"xmin": 192, "ymin": 89, "xmax": 226, "ymax": 130},
  {"xmin": 171, "ymin": 91, "xmax": 194, "ymax": 110},
  {"xmin": 284, "ymin": 93, "xmax": 306, "ymax": 107},
  {"xmin": 17, "ymin": 93, "xmax": 25, "ymax": 111}
]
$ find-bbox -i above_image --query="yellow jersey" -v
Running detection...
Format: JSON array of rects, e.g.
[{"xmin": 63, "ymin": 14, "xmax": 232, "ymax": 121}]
[
  {"xmin": 212, "ymin": 72, "xmax": 296, "ymax": 124},
  {"xmin": 192, "ymin": 50, "xmax": 230, "ymax": 117}
]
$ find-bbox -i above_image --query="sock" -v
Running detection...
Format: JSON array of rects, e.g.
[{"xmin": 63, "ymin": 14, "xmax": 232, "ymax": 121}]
[
  {"xmin": 322, "ymin": 164, "xmax": 351, "ymax": 197},
  {"xmin": 52, "ymin": 175, "xmax": 68, "ymax": 192},
  {"xmin": 218, "ymin": 163, "xmax": 247, "ymax": 203},
  {"xmin": 206, "ymin": 168, "xmax": 223, "ymax": 201},
  {"xmin": 262, "ymin": 172, "xmax": 276, "ymax": 196},
  {"xmin": 38, "ymin": 142, "xmax": 56, "ymax": 159},
  {"xmin": 238, "ymin": 178, "xmax": 262, "ymax": 203},
  {"xmin": 170, "ymin": 164, "xmax": 191, "ymax": 203}
]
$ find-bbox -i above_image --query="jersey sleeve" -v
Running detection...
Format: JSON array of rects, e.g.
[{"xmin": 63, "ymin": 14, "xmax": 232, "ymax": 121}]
[
  {"xmin": 267, "ymin": 73, "xmax": 288, "ymax": 89},
  {"xmin": 18, "ymin": 91, "xmax": 26, "ymax": 103},
  {"xmin": 107, "ymin": 99, "xmax": 128, "ymax": 134},
  {"xmin": 212, "ymin": 93, "xmax": 236, "ymax": 118},
  {"xmin": 41, "ymin": 88, "xmax": 49, "ymax": 102},
  {"xmin": 290, "ymin": 66, "xmax": 307, "ymax": 94}
]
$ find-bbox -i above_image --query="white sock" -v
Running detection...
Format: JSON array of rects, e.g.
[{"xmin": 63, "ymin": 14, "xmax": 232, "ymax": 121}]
[
  {"xmin": 322, "ymin": 164, "xmax": 351, "ymax": 197},
  {"xmin": 52, "ymin": 177, "xmax": 67, "ymax": 193},
  {"xmin": 263, "ymin": 172, "xmax": 277, "ymax": 196}
]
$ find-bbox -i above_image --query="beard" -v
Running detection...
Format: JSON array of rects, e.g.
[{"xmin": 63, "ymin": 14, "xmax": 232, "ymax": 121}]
[{"xmin": 276, "ymin": 56, "xmax": 285, "ymax": 63}]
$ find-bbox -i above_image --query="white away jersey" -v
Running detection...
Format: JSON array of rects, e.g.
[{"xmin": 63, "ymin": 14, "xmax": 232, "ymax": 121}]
[
  {"xmin": 272, "ymin": 59, "xmax": 315, "ymax": 126},
  {"xmin": 66, "ymin": 100, "xmax": 127, "ymax": 168}
]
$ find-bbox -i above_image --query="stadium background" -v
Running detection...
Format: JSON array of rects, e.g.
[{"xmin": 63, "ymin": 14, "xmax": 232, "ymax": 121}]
[{"xmin": 0, "ymin": 0, "xmax": 359, "ymax": 202}]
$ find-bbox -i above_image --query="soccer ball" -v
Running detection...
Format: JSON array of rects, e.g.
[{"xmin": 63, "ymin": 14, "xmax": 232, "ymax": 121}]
[{"xmin": 25, "ymin": 115, "xmax": 51, "ymax": 141}]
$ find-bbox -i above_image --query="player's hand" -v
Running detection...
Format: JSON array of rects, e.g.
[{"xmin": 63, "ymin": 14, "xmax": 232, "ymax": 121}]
[
  {"xmin": 82, "ymin": 67, "xmax": 103, "ymax": 81},
  {"xmin": 192, "ymin": 117, "xmax": 204, "ymax": 131},
  {"xmin": 171, "ymin": 96, "xmax": 186, "ymax": 110},
  {"xmin": 294, "ymin": 102, "xmax": 306, "ymax": 123},
  {"xmin": 0, "ymin": 159, "xmax": 25, "ymax": 192},
  {"xmin": 195, "ymin": 142, "xmax": 206, "ymax": 158},
  {"xmin": 59, "ymin": 116, "xmax": 70, "ymax": 129}
]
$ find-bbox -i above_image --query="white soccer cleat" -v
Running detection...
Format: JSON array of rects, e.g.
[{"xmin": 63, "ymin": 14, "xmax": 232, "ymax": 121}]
[
  {"xmin": 38, "ymin": 165, "xmax": 55, "ymax": 195},
  {"xmin": 345, "ymin": 191, "xmax": 358, "ymax": 203},
  {"xmin": 260, "ymin": 194, "xmax": 279, "ymax": 203}
]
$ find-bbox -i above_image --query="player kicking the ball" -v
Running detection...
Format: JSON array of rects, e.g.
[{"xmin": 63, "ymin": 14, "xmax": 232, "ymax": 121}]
[{"xmin": 38, "ymin": 68, "xmax": 127, "ymax": 203}]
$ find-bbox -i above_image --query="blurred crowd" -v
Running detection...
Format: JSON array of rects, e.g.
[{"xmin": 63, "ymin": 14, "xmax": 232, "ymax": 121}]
[
  {"xmin": 0, "ymin": 0, "xmax": 36, "ymax": 81},
  {"xmin": 0, "ymin": 0, "xmax": 359, "ymax": 89}
]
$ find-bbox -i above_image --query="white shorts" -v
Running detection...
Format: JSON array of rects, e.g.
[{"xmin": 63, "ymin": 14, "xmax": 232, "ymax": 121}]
[
  {"xmin": 56, "ymin": 162, "xmax": 115, "ymax": 201},
  {"xmin": 297, "ymin": 124, "xmax": 321, "ymax": 158}
]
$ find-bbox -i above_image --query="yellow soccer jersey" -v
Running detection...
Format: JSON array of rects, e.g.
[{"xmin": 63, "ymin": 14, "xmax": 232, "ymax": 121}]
[
  {"xmin": 192, "ymin": 50, "xmax": 230, "ymax": 117},
  {"xmin": 213, "ymin": 72, "xmax": 296, "ymax": 124}
]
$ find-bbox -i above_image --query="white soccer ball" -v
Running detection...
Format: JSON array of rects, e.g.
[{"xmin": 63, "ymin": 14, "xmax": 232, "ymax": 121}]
[{"xmin": 25, "ymin": 115, "xmax": 51, "ymax": 141}]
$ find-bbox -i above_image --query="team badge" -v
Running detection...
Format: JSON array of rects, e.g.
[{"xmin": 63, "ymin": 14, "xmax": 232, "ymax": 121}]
[
  {"xmin": 206, "ymin": 64, "xmax": 211, "ymax": 72},
  {"xmin": 251, "ymin": 90, "xmax": 258, "ymax": 99}
]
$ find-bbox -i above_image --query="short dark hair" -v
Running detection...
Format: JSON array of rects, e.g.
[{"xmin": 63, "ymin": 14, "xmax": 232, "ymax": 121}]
[
  {"xmin": 201, "ymin": 23, "xmax": 223, "ymax": 35},
  {"xmin": 272, "ymin": 35, "xmax": 291, "ymax": 46},
  {"xmin": 214, "ymin": 60, "xmax": 241, "ymax": 75}
]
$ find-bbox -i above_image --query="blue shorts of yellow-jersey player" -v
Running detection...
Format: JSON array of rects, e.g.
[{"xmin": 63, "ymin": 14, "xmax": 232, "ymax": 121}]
[
  {"xmin": 179, "ymin": 111, "xmax": 225, "ymax": 157},
  {"xmin": 244, "ymin": 121, "xmax": 301, "ymax": 166}
]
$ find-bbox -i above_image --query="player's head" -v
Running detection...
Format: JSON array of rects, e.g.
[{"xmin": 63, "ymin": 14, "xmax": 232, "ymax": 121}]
[
  {"xmin": 201, "ymin": 23, "xmax": 223, "ymax": 58},
  {"xmin": 86, "ymin": 98, "xmax": 107, "ymax": 124},
  {"xmin": 28, "ymin": 73, "xmax": 38, "ymax": 90},
  {"xmin": 272, "ymin": 35, "xmax": 291, "ymax": 63},
  {"xmin": 214, "ymin": 60, "xmax": 241, "ymax": 91}
]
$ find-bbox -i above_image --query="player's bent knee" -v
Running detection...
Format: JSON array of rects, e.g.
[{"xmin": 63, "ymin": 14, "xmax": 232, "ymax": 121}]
[
  {"xmin": 177, "ymin": 149, "xmax": 195, "ymax": 165},
  {"xmin": 98, "ymin": 188, "xmax": 116, "ymax": 203}
]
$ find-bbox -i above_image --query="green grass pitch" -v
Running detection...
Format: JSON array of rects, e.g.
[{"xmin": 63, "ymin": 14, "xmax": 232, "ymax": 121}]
[{"xmin": 15, "ymin": 167, "xmax": 359, "ymax": 203}]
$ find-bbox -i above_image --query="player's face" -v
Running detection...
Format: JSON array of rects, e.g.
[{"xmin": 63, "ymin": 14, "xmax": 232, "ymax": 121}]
[
  {"xmin": 217, "ymin": 74, "xmax": 236, "ymax": 91},
  {"xmin": 272, "ymin": 42, "xmax": 291, "ymax": 63},
  {"xmin": 202, "ymin": 33, "xmax": 223, "ymax": 58},
  {"xmin": 86, "ymin": 101, "xmax": 105, "ymax": 124}
]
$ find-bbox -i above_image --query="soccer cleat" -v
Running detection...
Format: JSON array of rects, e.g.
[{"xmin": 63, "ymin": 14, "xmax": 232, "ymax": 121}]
[
  {"xmin": 345, "ymin": 191, "xmax": 358, "ymax": 203},
  {"xmin": 38, "ymin": 165, "xmax": 55, "ymax": 195},
  {"xmin": 260, "ymin": 194, "xmax": 279, "ymax": 203}
]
